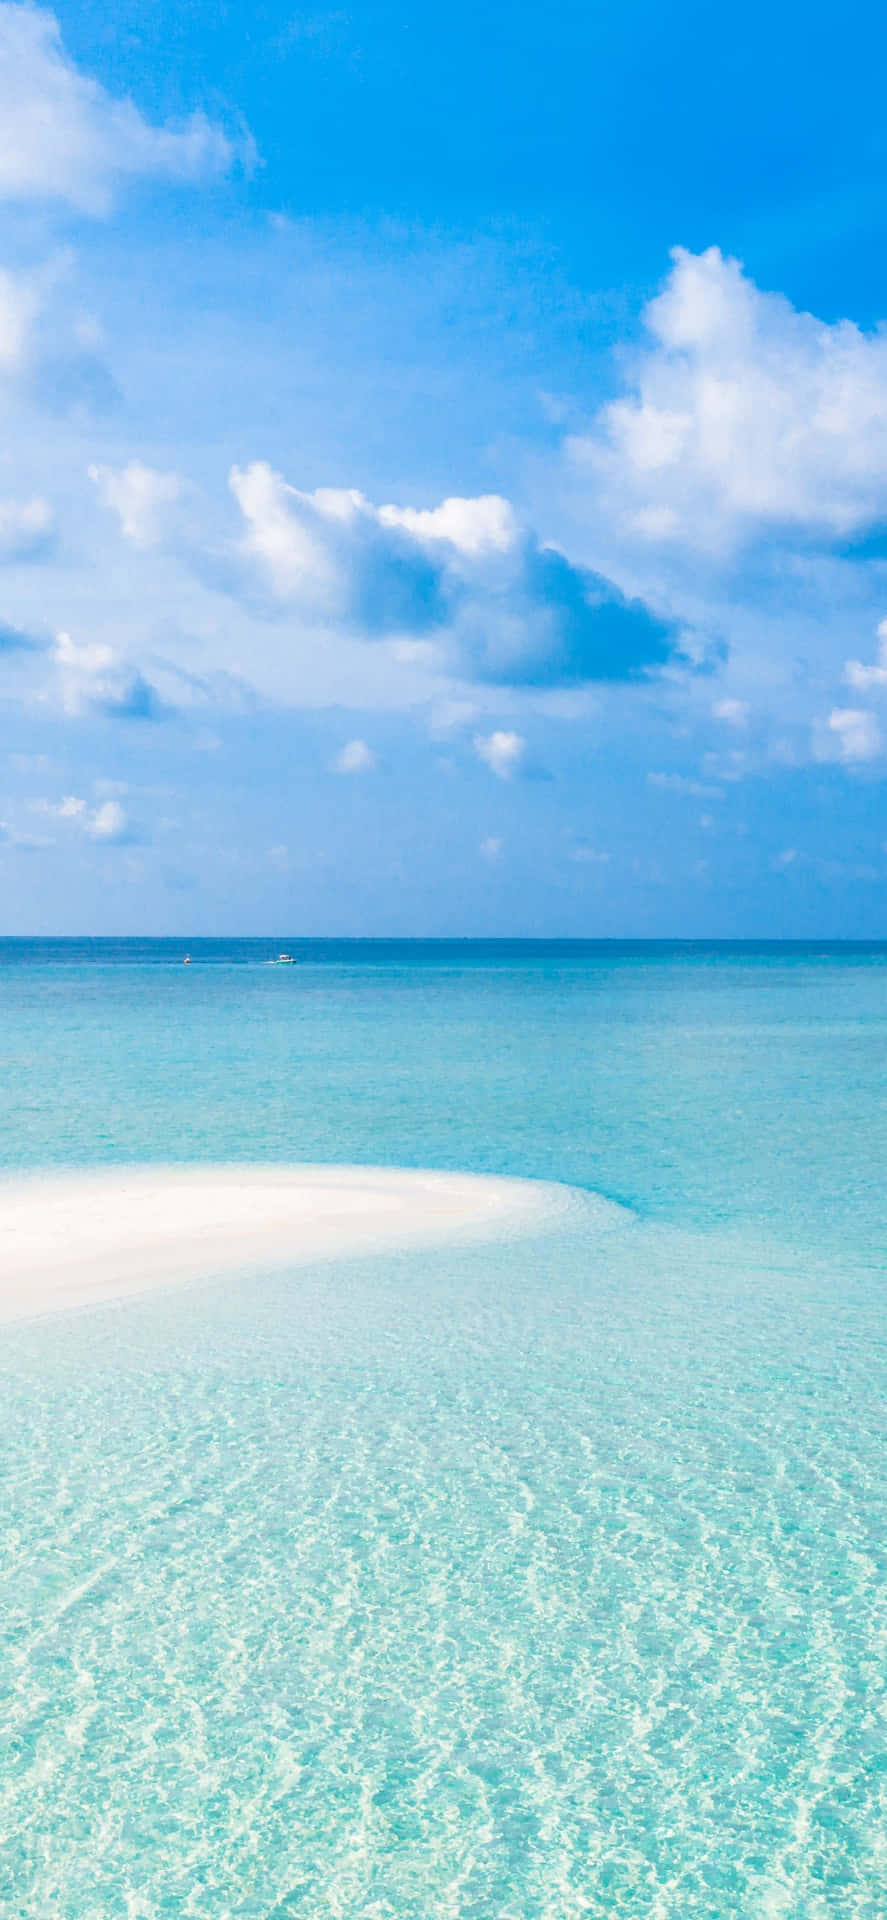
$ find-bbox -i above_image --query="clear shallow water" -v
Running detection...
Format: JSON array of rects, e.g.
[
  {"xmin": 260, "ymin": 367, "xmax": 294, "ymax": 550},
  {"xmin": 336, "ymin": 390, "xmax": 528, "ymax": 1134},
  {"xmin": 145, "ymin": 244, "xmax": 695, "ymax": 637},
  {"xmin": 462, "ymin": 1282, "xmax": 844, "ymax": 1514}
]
[{"xmin": 1, "ymin": 941, "xmax": 886, "ymax": 1915}]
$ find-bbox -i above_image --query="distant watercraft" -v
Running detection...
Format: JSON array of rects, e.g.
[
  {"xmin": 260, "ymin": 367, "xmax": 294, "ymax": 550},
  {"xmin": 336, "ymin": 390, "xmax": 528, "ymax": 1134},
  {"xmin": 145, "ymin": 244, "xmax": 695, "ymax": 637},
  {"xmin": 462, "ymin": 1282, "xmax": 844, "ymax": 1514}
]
[
  {"xmin": 272, "ymin": 953, "xmax": 296, "ymax": 965},
  {"xmin": 183, "ymin": 955, "xmax": 191, "ymax": 965}
]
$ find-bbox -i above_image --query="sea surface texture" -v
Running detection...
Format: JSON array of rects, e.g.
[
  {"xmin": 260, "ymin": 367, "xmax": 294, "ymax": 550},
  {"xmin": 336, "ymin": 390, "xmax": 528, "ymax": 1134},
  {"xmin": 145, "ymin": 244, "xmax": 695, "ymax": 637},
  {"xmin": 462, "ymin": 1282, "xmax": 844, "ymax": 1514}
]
[{"xmin": 2, "ymin": 940, "xmax": 886, "ymax": 1918}]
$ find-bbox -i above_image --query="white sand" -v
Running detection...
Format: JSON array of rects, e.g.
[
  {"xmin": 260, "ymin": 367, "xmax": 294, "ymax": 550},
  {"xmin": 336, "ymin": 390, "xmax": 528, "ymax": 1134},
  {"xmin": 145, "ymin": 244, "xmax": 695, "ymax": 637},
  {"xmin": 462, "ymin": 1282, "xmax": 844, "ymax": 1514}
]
[{"xmin": 0, "ymin": 1162, "xmax": 560, "ymax": 1324}]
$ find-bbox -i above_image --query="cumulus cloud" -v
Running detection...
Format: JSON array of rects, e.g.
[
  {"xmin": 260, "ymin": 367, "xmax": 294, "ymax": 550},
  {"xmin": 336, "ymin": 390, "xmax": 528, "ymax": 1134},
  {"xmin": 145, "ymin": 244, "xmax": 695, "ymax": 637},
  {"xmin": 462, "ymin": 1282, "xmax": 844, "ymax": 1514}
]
[
  {"xmin": 845, "ymin": 618, "xmax": 887, "ymax": 692},
  {"xmin": 384, "ymin": 494, "xmax": 518, "ymax": 554},
  {"xmin": 475, "ymin": 730, "xmax": 526, "ymax": 779},
  {"xmin": 52, "ymin": 630, "xmax": 165, "ymax": 719},
  {"xmin": 228, "ymin": 462, "xmax": 678, "ymax": 688},
  {"xmin": 569, "ymin": 246, "xmax": 887, "ymax": 553},
  {"xmin": 230, "ymin": 465, "xmax": 449, "ymax": 633},
  {"xmin": 459, "ymin": 540, "xmax": 677, "ymax": 687},
  {"xmin": 331, "ymin": 738, "xmax": 377, "ymax": 774},
  {"xmin": 0, "ymin": 3, "xmax": 238, "ymax": 214},
  {"xmin": 824, "ymin": 707, "xmax": 883, "ymax": 764},
  {"xmin": 89, "ymin": 461, "xmax": 181, "ymax": 547},
  {"xmin": 88, "ymin": 798, "xmax": 127, "ymax": 839}
]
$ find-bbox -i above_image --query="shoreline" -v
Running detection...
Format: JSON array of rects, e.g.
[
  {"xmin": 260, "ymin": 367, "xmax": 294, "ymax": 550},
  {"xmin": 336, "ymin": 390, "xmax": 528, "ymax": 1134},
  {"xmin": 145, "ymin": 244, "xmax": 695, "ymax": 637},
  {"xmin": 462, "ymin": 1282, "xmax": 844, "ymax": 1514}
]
[{"xmin": 0, "ymin": 1162, "xmax": 564, "ymax": 1325}]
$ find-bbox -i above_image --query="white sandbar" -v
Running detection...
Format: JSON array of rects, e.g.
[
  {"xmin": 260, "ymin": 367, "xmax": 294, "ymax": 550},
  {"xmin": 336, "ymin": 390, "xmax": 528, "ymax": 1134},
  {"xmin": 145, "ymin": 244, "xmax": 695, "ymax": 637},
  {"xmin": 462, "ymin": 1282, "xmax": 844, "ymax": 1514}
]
[{"xmin": 0, "ymin": 1162, "xmax": 561, "ymax": 1324}]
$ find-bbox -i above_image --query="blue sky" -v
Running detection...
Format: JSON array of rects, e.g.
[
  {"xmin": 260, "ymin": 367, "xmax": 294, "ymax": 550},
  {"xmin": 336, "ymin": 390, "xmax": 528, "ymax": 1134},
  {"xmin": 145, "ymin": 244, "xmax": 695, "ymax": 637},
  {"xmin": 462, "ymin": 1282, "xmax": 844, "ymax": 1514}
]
[{"xmin": 2, "ymin": 0, "xmax": 887, "ymax": 933}]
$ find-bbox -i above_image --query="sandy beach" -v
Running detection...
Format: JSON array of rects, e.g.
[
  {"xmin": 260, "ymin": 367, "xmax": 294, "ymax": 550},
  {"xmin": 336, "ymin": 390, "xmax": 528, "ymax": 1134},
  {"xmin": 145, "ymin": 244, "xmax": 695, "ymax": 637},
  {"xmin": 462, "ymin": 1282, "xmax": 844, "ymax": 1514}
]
[{"xmin": 0, "ymin": 1162, "xmax": 559, "ymax": 1324}]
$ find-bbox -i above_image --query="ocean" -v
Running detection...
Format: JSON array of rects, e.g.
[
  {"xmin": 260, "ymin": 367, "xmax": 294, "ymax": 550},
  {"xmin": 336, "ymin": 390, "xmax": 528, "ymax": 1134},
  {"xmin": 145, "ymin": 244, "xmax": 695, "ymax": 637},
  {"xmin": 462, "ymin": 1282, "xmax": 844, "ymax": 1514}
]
[{"xmin": 2, "ymin": 941, "xmax": 886, "ymax": 1915}]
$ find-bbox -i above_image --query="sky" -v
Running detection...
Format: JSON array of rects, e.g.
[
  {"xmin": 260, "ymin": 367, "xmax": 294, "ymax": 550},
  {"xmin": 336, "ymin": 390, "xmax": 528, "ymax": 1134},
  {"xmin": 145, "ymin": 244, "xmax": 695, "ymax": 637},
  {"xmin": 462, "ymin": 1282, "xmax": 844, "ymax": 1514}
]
[{"xmin": 2, "ymin": 0, "xmax": 887, "ymax": 934}]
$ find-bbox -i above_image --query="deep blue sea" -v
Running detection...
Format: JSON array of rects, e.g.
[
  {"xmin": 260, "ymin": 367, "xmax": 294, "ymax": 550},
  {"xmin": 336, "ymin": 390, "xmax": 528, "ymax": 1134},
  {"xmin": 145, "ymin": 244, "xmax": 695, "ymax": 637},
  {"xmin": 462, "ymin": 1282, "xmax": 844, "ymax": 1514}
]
[{"xmin": 2, "ymin": 941, "xmax": 886, "ymax": 1916}]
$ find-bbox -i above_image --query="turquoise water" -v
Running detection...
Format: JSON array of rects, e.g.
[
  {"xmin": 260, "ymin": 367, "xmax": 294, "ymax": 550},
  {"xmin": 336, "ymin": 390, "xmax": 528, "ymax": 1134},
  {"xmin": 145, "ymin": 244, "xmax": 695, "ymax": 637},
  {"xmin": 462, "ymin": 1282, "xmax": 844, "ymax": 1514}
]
[{"xmin": 2, "ymin": 941, "xmax": 886, "ymax": 1915}]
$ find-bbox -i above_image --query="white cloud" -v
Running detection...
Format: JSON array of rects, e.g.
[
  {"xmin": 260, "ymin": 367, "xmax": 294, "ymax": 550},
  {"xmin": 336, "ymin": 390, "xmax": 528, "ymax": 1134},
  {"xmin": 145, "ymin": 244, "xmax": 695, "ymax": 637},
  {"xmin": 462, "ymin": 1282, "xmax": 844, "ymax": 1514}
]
[
  {"xmin": 430, "ymin": 697, "xmax": 480, "ymax": 734},
  {"xmin": 53, "ymin": 630, "xmax": 114, "ymax": 677},
  {"xmin": 0, "ymin": 495, "xmax": 53, "ymax": 558},
  {"xmin": 570, "ymin": 843, "xmax": 610, "ymax": 864},
  {"xmin": 845, "ymin": 617, "xmax": 887, "ymax": 692},
  {"xmin": 229, "ymin": 464, "xmax": 513, "ymax": 619},
  {"xmin": 36, "ymin": 792, "xmax": 128, "ymax": 839},
  {"xmin": 772, "ymin": 847, "xmax": 798, "ymax": 870},
  {"xmin": 89, "ymin": 461, "xmax": 182, "ymax": 547},
  {"xmin": 712, "ymin": 697, "xmax": 749, "ymax": 727},
  {"xmin": 479, "ymin": 835, "xmax": 502, "ymax": 860},
  {"xmin": 228, "ymin": 461, "xmax": 676, "ymax": 687},
  {"xmin": 825, "ymin": 707, "xmax": 883, "ymax": 763},
  {"xmin": 389, "ymin": 638, "xmax": 437, "ymax": 665},
  {"xmin": 0, "ymin": 263, "xmax": 43, "ymax": 372},
  {"xmin": 0, "ymin": 818, "xmax": 50, "ymax": 849},
  {"xmin": 474, "ymin": 730, "xmax": 525, "ymax": 779},
  {"xmin": 569, "ymin": 245, "xmax": 887, "ymax": 553},
  {"xmin": 0, "ymin": 3, "xmax": 237, "ymax": 214},
  {"xmin": 52, "ymin": 630, "xmax": 161, "ymax": 719},
  {"xmin": 88, "ymin": 798, "xmax": 127, "ymax": 839},
  {"xmin": 0, "ymin": 253, "xmax": 112, "ymax": 395},
  {"xmin": 231, "ymin": 466, "xmax": 356, "ymax": 611},
  {"xmin": 380, "ymin": 494, "xmax": 519, "ymax": 555},
  {"xmin": 647, "ymin": 771, "xmax": 723, "ymax": 797},
  {"xmin": 331, "ymin": 738, "xmax": 377, "ymax": 774}
]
